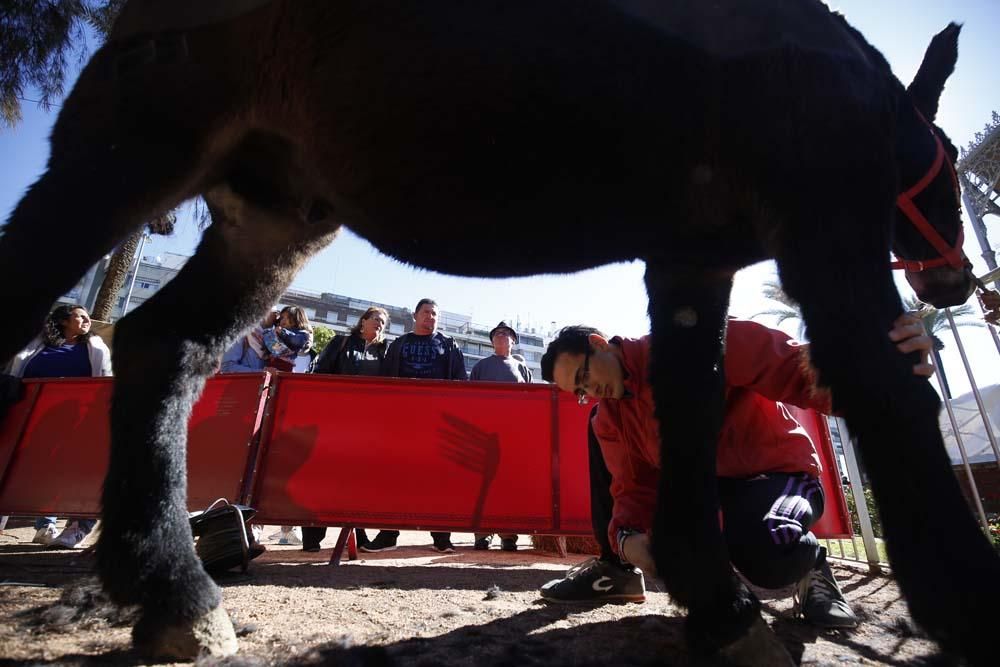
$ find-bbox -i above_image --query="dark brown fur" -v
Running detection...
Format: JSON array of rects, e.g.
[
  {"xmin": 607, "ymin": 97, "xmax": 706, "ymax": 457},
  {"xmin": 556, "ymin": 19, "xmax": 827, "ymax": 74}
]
[{"xmin": 0, "ymin": 1, "xmax": 993, "ymax": 663}]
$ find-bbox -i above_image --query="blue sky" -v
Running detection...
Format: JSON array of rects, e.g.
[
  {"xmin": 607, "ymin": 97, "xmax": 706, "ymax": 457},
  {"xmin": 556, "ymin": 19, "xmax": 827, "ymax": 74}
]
[{"xmin": 1, "ymin": 1, "xmax": 998, "ymax": 397}]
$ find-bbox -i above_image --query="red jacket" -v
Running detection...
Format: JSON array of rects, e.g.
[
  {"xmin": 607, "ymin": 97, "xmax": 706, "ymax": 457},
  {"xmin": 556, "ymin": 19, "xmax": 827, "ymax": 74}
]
[{"xmin": 594, "ymin": 319, "xmax": 832, "ymax": 555}]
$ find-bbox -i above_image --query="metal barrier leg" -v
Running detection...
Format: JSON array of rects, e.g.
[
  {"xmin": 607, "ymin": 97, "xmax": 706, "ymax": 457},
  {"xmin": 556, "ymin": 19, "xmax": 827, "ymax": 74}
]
[
  {"xmin": 835, "ymin": 417, "xmax": 884, "ymax": 573},
  {"xmin": 329, "ymin": 526, "xmax": 352, "ymax": 566},
  {"xmin": 556, "ymin": 535, "xmax": 568, "ymax": 558},
  {"xmin": 346, "ymin": 528, "xmax": 357, "ymax": 561}
]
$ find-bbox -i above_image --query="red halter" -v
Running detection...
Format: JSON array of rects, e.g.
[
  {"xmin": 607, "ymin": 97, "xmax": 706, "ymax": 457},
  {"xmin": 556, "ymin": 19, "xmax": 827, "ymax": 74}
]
[{"xmin": 890, "ymin": 113, "xmax": 965, "ymax": 272}]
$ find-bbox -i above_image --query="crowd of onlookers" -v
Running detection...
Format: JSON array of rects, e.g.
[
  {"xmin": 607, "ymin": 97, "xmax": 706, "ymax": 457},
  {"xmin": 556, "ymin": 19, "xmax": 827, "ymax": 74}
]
[
  {"xmin": 219, "ymin": 298, "xmax": 531, "ymax": 554},
  {"xmin": 1, "ymin": 297, "xmax": 533, "ymax": 552}
]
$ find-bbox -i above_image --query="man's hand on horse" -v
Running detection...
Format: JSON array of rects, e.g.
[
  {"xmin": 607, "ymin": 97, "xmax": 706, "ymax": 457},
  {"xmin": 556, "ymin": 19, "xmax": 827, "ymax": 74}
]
[
  {"xmin": 888, "ymin": 312, "xmax": 934, "ymax": 377},
  {"xmin": 978, "ymin": 289, "xmax": 1000, "ymax": 326}
]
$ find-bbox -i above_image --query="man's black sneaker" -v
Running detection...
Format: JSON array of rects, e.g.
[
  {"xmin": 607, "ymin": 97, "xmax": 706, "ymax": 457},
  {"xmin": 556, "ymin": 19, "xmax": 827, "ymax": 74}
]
[
  {"xmin": 355, "ymin": 529, "xmax": 371, "ymax": 550},
  {"xmin": 474, "ymin": 536, "xmax": 492, "ymax": 550},
  {"xmin": 359, "ymin": 532, "xmax": 398, "ymax": 553},
  {"xmin": 500, "ymin": 538, "xmax": 518, "ymax": 552},
  {"xmin": 302, "ymin": 543, "xmax": 321, "ymax": 553},
  {"xmin": 432, "ymin": 538, "xmax": 456, "ymax": 553},
  {"xmin": 540, "ymin": 557, "xmax": 645, "ymax": 604},
  {"xmin": 794, "ymin": 548, "xmax": 858, "ymax": 628}
]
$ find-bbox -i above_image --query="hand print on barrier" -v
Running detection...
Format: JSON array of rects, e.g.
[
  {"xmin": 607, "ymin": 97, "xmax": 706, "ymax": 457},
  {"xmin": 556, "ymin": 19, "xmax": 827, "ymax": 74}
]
[{"xmin": 438, "ymin": 414, "xmax": 500, "ymax": 530}]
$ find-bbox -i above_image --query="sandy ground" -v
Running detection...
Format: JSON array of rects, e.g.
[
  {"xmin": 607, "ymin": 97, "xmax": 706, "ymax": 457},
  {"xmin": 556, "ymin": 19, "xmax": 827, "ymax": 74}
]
[{"xmin": 0, "ymin": 521, "xmax": 953, "ymax": 666}]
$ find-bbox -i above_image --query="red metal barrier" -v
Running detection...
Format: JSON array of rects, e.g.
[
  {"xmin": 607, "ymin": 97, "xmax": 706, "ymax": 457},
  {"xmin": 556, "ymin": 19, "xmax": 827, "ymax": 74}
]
[
  {"xmin": 787, "ymin": 405, "xmax": 852, "ymax": 539},
  {"xmin": 0, "ymin": 375, "xmax": 267, "ymax": 516},
  {"xmin": 249, "ymin": 374, "xmax": 593, "ymax": 534},
  {"xmin": 0, "ymin": 374, "xmax": 849, "ymax": 540}
]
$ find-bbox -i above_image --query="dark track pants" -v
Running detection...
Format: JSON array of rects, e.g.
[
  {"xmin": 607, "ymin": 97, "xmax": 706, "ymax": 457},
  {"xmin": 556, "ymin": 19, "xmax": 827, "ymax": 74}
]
[{"xmin": 587, "ymin": 407, "xmax": 823, "ymax": 588}]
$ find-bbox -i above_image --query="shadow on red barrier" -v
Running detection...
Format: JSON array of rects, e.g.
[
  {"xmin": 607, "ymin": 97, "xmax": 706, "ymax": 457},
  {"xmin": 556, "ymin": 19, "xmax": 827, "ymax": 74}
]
[
  {"xmin": 0, "ymin": 375, "xmax": 266, "ymax": 517},
  {"xmin": 249, "ymin": 375, "xmax": 593, "ymax": 535}
]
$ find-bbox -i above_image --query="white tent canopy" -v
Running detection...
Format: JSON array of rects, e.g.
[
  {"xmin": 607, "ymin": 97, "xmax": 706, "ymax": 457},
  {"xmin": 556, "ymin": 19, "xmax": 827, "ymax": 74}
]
[{"xmin": 940, "ymin": 384, "xmax": 1000, "ymax": 465}]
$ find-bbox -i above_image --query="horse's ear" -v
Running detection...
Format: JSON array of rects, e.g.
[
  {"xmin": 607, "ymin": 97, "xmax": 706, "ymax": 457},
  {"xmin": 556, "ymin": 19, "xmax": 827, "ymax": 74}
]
[{"xmin": 907, "ymin": 23, "xmax": 961, "ymax": 122}]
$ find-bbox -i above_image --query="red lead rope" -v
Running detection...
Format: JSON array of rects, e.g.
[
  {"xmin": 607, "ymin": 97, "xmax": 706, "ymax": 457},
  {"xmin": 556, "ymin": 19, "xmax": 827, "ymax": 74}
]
[{"xmin": 890, "ymin": 116, "xmax": 966, "ymax": 272}]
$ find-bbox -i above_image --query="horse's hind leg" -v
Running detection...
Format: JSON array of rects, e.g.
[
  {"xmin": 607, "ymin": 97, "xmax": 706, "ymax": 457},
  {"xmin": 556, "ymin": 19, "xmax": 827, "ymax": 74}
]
[
  {"xmin": 101, "ymin": 176, "xmax": 339, "ymax": 658},
  {"xmin": 643, "ymin": 264, "xmax": 792, "ymax": 666}
]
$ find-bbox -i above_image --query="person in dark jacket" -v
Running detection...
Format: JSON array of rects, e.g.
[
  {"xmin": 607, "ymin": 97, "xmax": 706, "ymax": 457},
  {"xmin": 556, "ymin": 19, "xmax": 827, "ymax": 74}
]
[
  {"xmin": 363, "ymin": 298, "xmax": 468, "ymax": 553},
  {"xmin": 379, "ymin": 299, "xmax": 467, "ymax": 380},
  {"xmin": 303, "ymin": 306, "xmax": 390, "ymax": 552},
  {"xmin": 470, "ymin": 321, "xmax": 531, "ymax": 551}
]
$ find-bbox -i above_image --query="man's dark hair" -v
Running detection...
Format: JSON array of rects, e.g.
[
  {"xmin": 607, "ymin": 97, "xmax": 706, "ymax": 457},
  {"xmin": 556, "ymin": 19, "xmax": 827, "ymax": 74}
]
[
  {"xmin": 414, "ymin": 298, "xmax": 437, "ymax": 313},
  {"xmin": 540, "ymin": 325, "xmax": 605, "ymax": 383}
]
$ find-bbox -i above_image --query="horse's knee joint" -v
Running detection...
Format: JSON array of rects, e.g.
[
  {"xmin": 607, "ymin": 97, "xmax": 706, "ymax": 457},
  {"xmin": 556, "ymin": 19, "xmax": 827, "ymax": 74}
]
[{"xmin": 672, "ymin": 307, "xmax": 698, "ymax": 328}]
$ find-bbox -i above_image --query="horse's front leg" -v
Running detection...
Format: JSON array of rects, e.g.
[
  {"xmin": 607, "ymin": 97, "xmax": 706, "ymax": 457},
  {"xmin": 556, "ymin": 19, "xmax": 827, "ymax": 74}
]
[
  {"xmin": 780, "ymin": 248, "xmax": 1000, "ymax": 667},
  {"xmin": 98, "ymin": 183, "xmax": 339, "ymax": 659},
  {"xmin": 644, "ymin": 263, "xmax": 791, "ymax": 665}
]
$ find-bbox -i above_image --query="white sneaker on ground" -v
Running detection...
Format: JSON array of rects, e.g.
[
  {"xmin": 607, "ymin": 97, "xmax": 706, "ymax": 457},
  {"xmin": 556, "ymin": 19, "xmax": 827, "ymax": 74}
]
[
  {"xmin": 32, "ymin": 525, "xmax": 58, "ymax": 545},
  {"xmin": 278, "ymin": 527, "xmax": 302, "ymax": 546},
  {"xmin": 49, "ymin": 522, "xmax": 87, "ymax": 549},
  {"xmin": 266, "ymin": 527, "xmax": 285, "ymax": 541}
]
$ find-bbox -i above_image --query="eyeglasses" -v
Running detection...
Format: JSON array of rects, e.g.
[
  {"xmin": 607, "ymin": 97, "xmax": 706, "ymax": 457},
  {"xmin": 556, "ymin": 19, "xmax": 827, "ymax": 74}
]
[{"xmin": 575, "ymin": 348, "xmax": 592, "ymax": 405}]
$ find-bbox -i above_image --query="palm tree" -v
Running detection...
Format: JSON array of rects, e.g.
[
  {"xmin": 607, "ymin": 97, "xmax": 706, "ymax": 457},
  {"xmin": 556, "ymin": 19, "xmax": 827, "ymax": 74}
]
[
  {"xmin": 902, "ymin": 294, "xmax": 983, "ymax": 399},
  {"xmin": 91, "ymin": 212, "xmax": 176, "ymax": 321},
  {"xmin": 752, "ymin": 279, "xmax": 806, "ymax": 339}
]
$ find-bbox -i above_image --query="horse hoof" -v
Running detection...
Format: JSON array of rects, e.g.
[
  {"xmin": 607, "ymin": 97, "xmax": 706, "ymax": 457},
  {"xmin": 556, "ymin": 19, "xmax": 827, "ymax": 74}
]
[
  {"xmin": 714, "ymin": 616, "xmax": 793, "ymax": 667},
  {"xmin": 133, "ymin": 605, "xmax": 238, "ymax": 659}
]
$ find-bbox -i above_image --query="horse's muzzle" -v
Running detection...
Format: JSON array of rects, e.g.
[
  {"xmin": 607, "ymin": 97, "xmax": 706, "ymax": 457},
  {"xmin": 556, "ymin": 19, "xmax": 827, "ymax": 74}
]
[{"xmin": 905, "ymin": 265, "xmax": 977, "ymax": 308}]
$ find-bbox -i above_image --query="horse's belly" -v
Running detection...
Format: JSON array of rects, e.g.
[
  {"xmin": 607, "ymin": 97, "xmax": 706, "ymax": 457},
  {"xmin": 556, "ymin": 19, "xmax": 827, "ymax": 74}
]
[{"xmin": 613, "ymin": 0, "xmax": 868, "ymax": 61}]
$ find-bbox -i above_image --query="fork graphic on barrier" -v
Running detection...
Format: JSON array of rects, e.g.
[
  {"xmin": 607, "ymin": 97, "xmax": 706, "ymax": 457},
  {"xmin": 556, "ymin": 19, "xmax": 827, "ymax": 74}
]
[{"xmin": 439, "ymin": 413, "xmax": 500, "ymax": 530}]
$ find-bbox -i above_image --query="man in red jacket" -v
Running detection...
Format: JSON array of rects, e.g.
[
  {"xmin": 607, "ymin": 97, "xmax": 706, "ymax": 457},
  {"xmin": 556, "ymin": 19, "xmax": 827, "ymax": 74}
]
[{"xmin": 538, "ymin": 315, "xmax": 932, "ymax": 629}]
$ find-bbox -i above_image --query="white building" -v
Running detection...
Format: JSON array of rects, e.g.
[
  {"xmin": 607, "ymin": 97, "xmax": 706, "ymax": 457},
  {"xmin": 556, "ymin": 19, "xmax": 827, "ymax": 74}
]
[{"xmin": 60, "ymin": 254, "xmax": 547, "ymax": 380}]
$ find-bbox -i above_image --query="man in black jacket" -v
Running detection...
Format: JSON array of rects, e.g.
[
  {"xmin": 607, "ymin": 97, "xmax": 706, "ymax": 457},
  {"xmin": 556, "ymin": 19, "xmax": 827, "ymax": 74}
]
[{"xmin": 362, "ymin": 298, "xmax": 468, "ymax": 553}]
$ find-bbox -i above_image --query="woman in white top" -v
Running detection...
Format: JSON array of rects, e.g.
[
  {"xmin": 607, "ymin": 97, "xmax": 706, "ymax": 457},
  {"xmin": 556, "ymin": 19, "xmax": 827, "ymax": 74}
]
[{"xmin": 5, "ymin": 304, "xmax": 112, "ymax": 548}]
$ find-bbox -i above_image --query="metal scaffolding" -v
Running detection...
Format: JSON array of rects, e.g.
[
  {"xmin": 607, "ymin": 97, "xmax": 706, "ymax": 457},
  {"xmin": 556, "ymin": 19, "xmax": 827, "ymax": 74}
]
[{"xmin": 958, "ymin": 111, "xmax": 1000, "ymax": 283}]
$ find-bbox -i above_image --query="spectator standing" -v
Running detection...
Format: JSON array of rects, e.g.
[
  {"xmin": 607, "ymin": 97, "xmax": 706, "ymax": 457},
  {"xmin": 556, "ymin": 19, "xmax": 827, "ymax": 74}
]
[
  {"xmin": 363, "ymin": 298, "xmax": 467, "ymax": 553},
  {"xmin": 5, "ymin": 305, "xmax": 111, "ymax": 548},
  {"xmin": 218, "ymin": 332, "xmax": 266, "ymax": 373},
  {"xmin": 248, "ymin": 306, "xmax": 314, "ymax": 372},
  {"xmin": 303, "ymin": 306, "xmax": 390, "ymax": 552},
  {"xmin": 218, "ymin": 309, "xmax": 311, "ymax": 546},
  {"xmin": 469, "ymin": 321, "xmax": 531, "ymax": 552}
]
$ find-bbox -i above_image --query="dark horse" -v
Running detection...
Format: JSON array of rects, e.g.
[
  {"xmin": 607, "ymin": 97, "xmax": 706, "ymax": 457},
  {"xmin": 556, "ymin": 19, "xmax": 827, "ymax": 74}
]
[{"xmin": 1, "ymin": 1, "xmax": 995, "ymax": 664}]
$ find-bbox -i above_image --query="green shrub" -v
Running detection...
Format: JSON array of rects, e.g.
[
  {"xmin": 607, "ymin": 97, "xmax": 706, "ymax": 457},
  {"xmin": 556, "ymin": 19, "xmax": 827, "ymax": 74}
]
[
  {"xmin": 989, "ymin": 516, "xmax": 1000, "ymax": 551},
  {"xmin": 843, "ymin": 484, "xmax": 883, "ymax": 537},
  {"xmin": 844, "ymin": 487, "xmax": 1000, "ymax": 552}
]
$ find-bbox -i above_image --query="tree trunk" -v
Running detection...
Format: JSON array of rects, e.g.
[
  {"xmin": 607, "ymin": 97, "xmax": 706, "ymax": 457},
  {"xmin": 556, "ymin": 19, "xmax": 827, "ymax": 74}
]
[{"xmin": 91, "ymin": 229, "xmax": 142, "ymax": 321}]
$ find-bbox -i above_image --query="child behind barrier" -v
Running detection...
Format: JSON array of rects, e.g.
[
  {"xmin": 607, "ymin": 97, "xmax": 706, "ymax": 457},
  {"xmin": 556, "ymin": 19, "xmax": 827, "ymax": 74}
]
[{"xmin": 247, "ymin": 306, "xmax": 313, "ymax": 372}]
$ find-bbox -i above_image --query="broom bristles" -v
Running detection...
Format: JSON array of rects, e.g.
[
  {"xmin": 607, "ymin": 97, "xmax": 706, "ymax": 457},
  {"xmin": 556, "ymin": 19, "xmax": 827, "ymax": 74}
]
[{"xmin": 530, "ymin": 534, "xmax": 601, "ymax": 555}]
